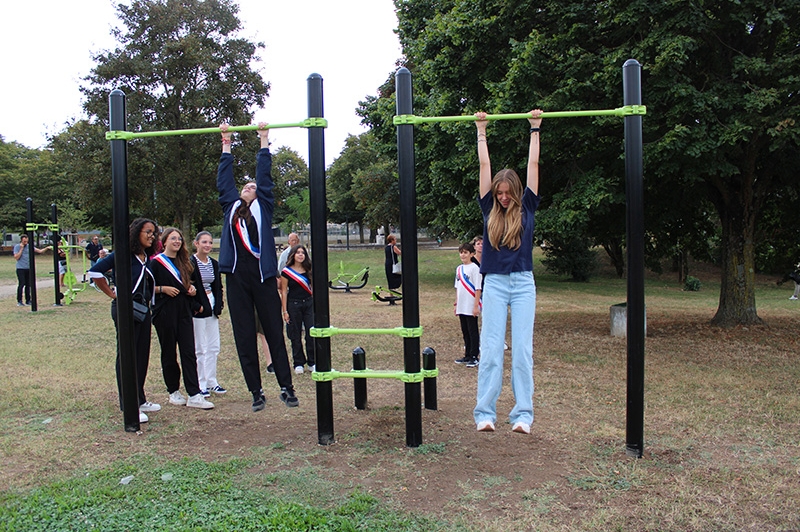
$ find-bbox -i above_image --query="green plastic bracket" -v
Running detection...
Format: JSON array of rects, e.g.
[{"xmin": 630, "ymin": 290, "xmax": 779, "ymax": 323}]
[
  {"xmin": 309, "ymin": 326, "xmax": 423, "ymax": 338},
  {"xmin": 105, "ymin": 118, "xmax": 328, "ymax": 141},
  {"xmin": 25, "ymin": 223, "xmax": 59, "ymax": 232},
  {"xmin": 311, "ymin": 368, "xmax": 437, "ymax": 383},
  {"xmin": 392, "ymin": 105, "xmax": 647, "ymax": 126}
]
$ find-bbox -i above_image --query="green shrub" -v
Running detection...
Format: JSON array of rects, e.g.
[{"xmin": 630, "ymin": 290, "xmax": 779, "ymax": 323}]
[{"xmin": 683, "ymin": 275, "xmax": 701, "ymax": 291}]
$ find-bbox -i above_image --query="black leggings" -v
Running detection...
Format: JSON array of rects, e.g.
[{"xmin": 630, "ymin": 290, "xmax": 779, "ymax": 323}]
[
  {"xmin": 112, "ymin": 302, "xmax": 152, "ymax": 409},
  {"xmin": 16, "ymin": 268, "xmax": 30, "ymax": 304}
]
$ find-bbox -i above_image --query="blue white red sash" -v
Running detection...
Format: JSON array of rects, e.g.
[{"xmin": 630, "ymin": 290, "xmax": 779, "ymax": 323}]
[
  {"xmin": 457, "ymin": 265, "xmax": 481, "ymax": 310},
  {"xmin": 153, "ymin": 253, "xmax": 182, "ymax": 284},
  {"xmin": 235, "ymin": 219, "xmax": 260, "ymax": 259},
  {"xmin": 283, "ymin": 267, "xmax": 312, "ymax": 296}
]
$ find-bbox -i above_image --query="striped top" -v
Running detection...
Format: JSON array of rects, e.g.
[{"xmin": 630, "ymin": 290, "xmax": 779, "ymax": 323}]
[{"xmin": 194, "ymin": 255, "xmax": 215, "ymax": 292}]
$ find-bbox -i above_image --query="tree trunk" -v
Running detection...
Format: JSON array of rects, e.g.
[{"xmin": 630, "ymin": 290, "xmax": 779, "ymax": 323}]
[
  {"xmin": 602, "ymin": 238, "xmax": 625, "ymax": 278},
  {"xmin": 711, "ymin": 190, "xmax": 762, "ymax": 327}
]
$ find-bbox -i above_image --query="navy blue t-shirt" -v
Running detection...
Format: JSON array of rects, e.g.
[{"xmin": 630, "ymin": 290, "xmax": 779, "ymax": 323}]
[{"xmin": 479, "ymin": 187, "xmax": 540, "ymax": 275}]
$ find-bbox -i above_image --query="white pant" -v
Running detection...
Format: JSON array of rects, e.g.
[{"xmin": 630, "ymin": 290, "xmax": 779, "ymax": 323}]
[{"xmin": 193, "ymin": 293, "xmax": 221, "ymax": 391}]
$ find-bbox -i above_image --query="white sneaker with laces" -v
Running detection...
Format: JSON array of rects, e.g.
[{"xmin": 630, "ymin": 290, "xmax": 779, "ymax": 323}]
[
  {"xmin": 186, "ymin": 393, "xmax": 214, "ymax": 409},
  {"xmin": 294, "ymin": 366, "xmax": 304, "ymax": 374},
  {"xmin": 512, "ymin": 422, "xmax": 531, "ymax": 434},
  {"xmin": 139, "ymin": 412, "xmax": 149, "ymax": 423},
  {"xmin": 169, "ymin": 390, "xmax": 187, "ymax": 406},
  {"xmin": 139, "ymin": 401, "xmax": 161, "ymax": 413}
]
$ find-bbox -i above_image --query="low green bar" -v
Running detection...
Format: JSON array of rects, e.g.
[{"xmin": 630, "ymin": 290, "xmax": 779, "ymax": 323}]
[
  {"xmin": 106, "ymin": 118, "xmax": 328, "ymax": 141},
  {"xmin": 311, "ymin": 369, "xmax": 430, "ymax": 383},
  {"xmin": 310, "ymin": 326, "xmax": 423, "ymax": 338},
  {"xmin": 393, "ymin": 105, "xmax": 646, "ymax": 125}
]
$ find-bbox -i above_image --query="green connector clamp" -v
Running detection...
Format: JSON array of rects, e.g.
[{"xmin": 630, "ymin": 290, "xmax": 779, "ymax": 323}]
[
  {"xmin": 309, "ymin": 326, "xmax": 423, "ymax": 338},
  {"xmin": 302, "ymin": 117, "xmax": 328, "ymax": 128},
  {"xmin": 393, "ymin": 114, "xmax": 418, "ymax": 125}
]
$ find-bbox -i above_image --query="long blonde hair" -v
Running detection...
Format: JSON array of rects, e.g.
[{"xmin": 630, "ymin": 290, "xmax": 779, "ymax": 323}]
[{"xmin": 486, "ymin": 169, "xmax": 523, "ymax": 251}]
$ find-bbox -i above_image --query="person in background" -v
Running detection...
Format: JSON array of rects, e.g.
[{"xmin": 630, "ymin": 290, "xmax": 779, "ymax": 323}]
[
  {"xmin": 86, "ymin": 235, "xmax": 103, "ymax": 270},
  {"xmin": 789, "ymin": 263, "xmax": 800, "ymax": 300},
  {"xmin": 190, "ymin": 231, "xmax": 226, "ymax": 397},
  {"xmin": 88, "ymin": 218, "xmax": 160, "ymax": 424},
  {"xmin": 472, "ymin": 109, "xmax": 543, "ymax": 435},
  {"xmin": 217, "ymin": 122, "xmax": 298, "ymax": 412},
  {"xmin": 14, "ymin": 235, "xmax": 50, "ymax": 306},
  {"xmin": 280, "ymin": 244, "xmax": 315, "ymax": 374},
  {"xmin": 151, "ymin": 227, "xmax": 214, "ymax": 410},
  {"xmin": 278, "ymin": 232, "xmax": 300, "ymax": 272},
  {"xmin": 384, "ymin": 234, "xmax": 402, "ymax": 291},
  {"xmin": 471, "ymin": 236, "xmax": 483, "ymax": 268},
  {"xmin": 454, "ymin": 242, "xmax": 482, "ymax": 368}
]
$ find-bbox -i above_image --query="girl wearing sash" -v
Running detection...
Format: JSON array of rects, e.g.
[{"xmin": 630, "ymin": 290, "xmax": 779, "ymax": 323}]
[
  {"xmin": 473, "ymin": 109, "xmax": 543, "ymax": 435},
  {"xmin": 217, "ymin": 123, "xmax": 298, "ymax": 412},
  {"xmin": 151, "ymin": 228, "xmax": 214, "ymax": 410},
  {"xmin": 454, "ymin": 242, "xmax": 482, "ymax": 368},
  {"xmin": 280, "ymin": 245, "xmax": 315, "ymax": 373}
]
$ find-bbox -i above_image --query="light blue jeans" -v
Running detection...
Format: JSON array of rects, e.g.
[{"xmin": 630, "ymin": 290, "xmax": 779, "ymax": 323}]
[{"xmin": 474, "ymin": 271, "xmax": 536, "ymax": 427}]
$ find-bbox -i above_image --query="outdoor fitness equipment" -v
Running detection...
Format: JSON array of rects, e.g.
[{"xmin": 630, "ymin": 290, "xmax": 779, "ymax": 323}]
[
  {"xmin": 328, "ymin": 262, "xmax": 369, "ymax": 292},
  {"xmin": 58, "ymin": 237, "xmax": 90, "ymax": 305},
  {"xmin": 371, "ymin": 285, "xmax": 403, "ymax": 305},
  {"xmin": 24, "ymin": 201, "xmax": 62, "ymax": 310},
  {"xmin": 391, "ymin": 61, "xmax": 645, "ymax": 458}
]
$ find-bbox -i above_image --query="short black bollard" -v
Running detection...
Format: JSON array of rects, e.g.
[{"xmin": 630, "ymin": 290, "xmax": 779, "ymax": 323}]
[
  {"xmin": 352, "ymin": 347, "xmax": 367, "ymax": 410},
  {"xmin": 422, "ymin": 346, "xmax": 437, "ymax": 410}
]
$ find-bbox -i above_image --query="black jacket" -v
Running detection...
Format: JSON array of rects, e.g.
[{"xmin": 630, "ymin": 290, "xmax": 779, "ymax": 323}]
[{"xmin": 190, "ymin": 255, "xmax": 224, "ymax": 318}]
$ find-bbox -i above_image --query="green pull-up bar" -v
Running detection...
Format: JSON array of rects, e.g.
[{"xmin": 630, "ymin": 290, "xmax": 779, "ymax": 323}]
[
  {"xmin": 392, "ymin": 105, "xmax": 646, "ymax": 125},
  {"xmin": 105, "ymin": 117, "xmax": 329, "ymax": 141},
  {"xmin": 309, "ymin": 326, "xmax": 424, "ymax": 338}
]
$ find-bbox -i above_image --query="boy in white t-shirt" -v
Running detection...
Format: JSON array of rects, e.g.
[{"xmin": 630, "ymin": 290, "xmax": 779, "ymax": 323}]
[{"xmin": 454, "ymin": 242, "xmax": 482, "ymax": 368}]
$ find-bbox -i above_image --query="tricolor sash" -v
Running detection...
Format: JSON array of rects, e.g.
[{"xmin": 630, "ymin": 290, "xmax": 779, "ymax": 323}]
[
  {"xmin": 235, "ymin": 218, "xmax": 260, "ymax": 259},
  {"xmin": 457, "ymin": 265, "xmax": 481, "ymax": 310},
  {"xmin": 283, "ymin": 267, "xmax": 312, "ymax": 296},
  {"xmin": 153, "ymin": 253, "xmax": 182, "ymax": 284}
]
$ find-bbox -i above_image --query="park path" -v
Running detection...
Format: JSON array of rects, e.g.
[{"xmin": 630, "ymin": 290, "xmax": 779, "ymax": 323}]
[{"xmin": 0, "ymin": 277, "xmax": 67, "ymax": 302}]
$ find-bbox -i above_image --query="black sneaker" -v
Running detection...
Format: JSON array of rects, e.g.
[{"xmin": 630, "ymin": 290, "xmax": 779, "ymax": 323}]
[
  {"xmin": 280, "ymin": 387, "xmax": 299, "ymax": 407},
  {"xmin": 252, "ymin": 390, "xmax": 266, "ymax": 412},
  {"xmin": 454, "ymin": 357, "xmax": 470, "ymax": 364},
  {"xmin": 466, "ymin": 358, "xmax": 479, "ymax": 368},
  {"xmin": 266, "ymin": 364, "xmax": 274, "ymax": 374}
]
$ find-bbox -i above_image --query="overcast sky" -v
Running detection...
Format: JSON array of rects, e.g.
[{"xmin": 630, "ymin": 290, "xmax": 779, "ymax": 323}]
[{"xmin": 0, "ymin": 0, "xmax": 402, "ymax": 166}]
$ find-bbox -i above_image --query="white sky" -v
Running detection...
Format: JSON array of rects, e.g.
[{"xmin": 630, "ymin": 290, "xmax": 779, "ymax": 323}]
[{"xmin": 0, "ymin": 0, "xmax": 402, "ymax": 166}]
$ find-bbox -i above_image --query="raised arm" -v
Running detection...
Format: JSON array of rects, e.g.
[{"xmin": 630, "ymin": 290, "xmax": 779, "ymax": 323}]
[
  {"xmin": 527, "ymin": 109, "xmax": 543, "ymax": 194},
  {"xmin": 475, "ymin": 112, "xmax": 492, "ymax": 198},
  {"xmin": 217, "ymin": 123, "xmax": 239, "ymax": 206}
]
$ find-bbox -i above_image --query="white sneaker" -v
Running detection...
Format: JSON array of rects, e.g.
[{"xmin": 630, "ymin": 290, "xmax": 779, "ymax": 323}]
[
  {"xmin": 790, "ymin": 296, "xmax": 798, "ymax": 300},
  {"xmin": 186, "ymin": 393, "xmax": 214, "ymax": 409},
  {"xmin": 309, "ymin": 365, "xmax": 316, "ymax": 373},
  {"xmin": 294, "ymin": 366, "xmax": 304, "ymax": 374},
  {"xmin": 139, "ymin": 401, "xmax": 161, "ymax": 413},
  {"xmin": 139, "ymin": 412, "xmax": 149, "ymax": 423},
  {"xmin": 512, "ymin": 422, "xmax": 531, "ymax": 434},
  {"xmin": 169, "ymin": 390, "xmax": 187, "ymax": 406},
  {"xmin": 477, "ymin": 420, "xmax": 495, "ymax": 432},
  {"xmin": 504, "ymin": 342, "xmax": 509, "ymax": 350}
]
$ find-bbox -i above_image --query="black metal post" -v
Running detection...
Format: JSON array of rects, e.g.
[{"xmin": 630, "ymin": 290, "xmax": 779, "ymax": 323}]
[
  {"xmin": 422, "ymin": 347, "xmax": 437, "ymax": 410},
  {"xmin": 395, "ymin": 67, "xmax": 423, "ymax": 447},
  {"xmin": 109, "ymin": 89, "xmax": 140, "ymax": 433},
  {"xmin": 623, "ymin": 59, "xmax": 645, "ymax": 458},
  {"xmin": 51, "ymin": 204, "xmax": 62, "ymax": 306},
  {"xmin": 26, "ymin": 198, "xmax": 37, "ymax": 312},
  {"xmin": 352, "ymin": 347, "xmax": 367, "ymax": 410},
  {"xmin": 307, "ymin": 73, "xmax": 334, "ymax": 446}
]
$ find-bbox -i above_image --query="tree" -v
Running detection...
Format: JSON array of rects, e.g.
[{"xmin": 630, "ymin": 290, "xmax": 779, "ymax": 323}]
[
  {"xmin": 80, "ymin": 0, "xmax": 268, "ymax": 237},
  {"xmin": 363, "ymin": 0, "xmax": 800, "ymax": 327},
  {"xmin": 271, "ymin": 146, "xmax": 309, "ymax": 230},
  {"xmin": 326, "ymin": 133, "xmax": 378, "ymax": 243}
]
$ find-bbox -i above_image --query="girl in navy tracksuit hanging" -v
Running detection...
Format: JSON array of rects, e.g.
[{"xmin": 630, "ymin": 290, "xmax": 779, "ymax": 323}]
[
  {"xmin": 217, "ymin": 122, "xmax": 297, "ymax": 412},
  {"xmin": 280, "ymin": 244, "xmax": 315, "ymax": 373}
]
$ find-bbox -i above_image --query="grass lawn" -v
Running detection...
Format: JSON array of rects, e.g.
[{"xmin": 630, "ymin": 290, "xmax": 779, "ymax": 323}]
[{"xmin": 0, "ymin": 248, "xmax": 798, "ymax": 531}]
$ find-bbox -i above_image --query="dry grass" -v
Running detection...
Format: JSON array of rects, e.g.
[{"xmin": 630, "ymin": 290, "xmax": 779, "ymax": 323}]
[{"xmin": 1, "ymin": 249, "xmax": 799, "ymax": 531}]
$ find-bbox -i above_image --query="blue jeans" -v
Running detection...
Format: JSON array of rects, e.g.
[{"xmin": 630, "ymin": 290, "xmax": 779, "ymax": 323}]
[{"xmin": 474, "ymin": 271, "xmax": 536, "ymax": 426}]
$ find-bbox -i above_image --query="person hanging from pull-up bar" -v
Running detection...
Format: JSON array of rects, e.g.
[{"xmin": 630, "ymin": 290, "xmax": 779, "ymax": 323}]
[
  {"xmin": 473, "ymin": 109, "xmax": 543, "ymax": 436},
  {"xmin": 217, "ymin": 122, "xmax": 299, "ymax": 412}
]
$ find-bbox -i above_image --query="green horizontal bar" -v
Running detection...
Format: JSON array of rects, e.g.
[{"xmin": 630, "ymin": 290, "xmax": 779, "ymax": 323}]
[
  {"xmin": 106, "ymin": 117, "xmax": 328, "ymax": 141},
  {"xmin": 309, "ymin": 326, "xmax": 423, "ymax": 338},
  {"xmin": 311, "ymin": 368, "xmax": 438, "ymax": 383},
  {"xmin": 393, "ymin": 105, "xmax": 646, "ymax": 125},
  {"xmin": 25, "ymin": 223, "xmax": 59, "ymax": 232}
]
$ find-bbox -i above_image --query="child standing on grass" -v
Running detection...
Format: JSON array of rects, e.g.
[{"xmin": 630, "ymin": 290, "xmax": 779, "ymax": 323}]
[{"xmin": 454, "ymin": 242, "xmax": 482, "ymax": 368}]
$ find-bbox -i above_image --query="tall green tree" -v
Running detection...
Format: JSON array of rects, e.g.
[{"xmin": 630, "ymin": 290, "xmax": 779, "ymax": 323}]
[
  {"xmin": 362, "ymin": 0, "xmax": 800, "ymax": 327},
  {"xmin": 80, "ymin": 0, "xmax": 268, "ymax": 237}
]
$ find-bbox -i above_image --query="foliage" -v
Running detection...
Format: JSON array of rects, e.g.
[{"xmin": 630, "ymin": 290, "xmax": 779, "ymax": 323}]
[
  {"xmin": 271, "ymin": 146, "xmax": 309, "ymax": 230},
  {"xmin": 78, "ymin": 0, "xmax": 268, "ymax": 237},
  {"xmin": 683, "ymin": 275, "xmax": 701, "ymax": 292}
]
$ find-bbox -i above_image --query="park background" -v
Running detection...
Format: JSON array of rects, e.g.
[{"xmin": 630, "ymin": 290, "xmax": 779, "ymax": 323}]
[{"xmin": 1, "ymin": 0, "xmax": 799, "ymax": 530}]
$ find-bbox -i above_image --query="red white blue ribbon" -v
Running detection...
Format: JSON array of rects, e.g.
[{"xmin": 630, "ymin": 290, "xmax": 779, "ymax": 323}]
[
  {"xmin": 457, "ymin": 265, "xmax": 481, "ymax": 310},
  {"xmin": 282, "ymin": 266, "xmax": 312, "ymax": 296},
  {"xmin": 235, "ymin": 218, "xmax": 260, "ymax": 259},
  {"xmin": 153, "ymin": 253, "xmax": 182, "ymax": 284}
]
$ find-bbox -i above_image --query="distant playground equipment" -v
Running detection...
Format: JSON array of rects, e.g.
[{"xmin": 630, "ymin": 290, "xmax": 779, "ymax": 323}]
[
  {"xmin": 24, "ymin": 200, "xmax": 64, "ymax": 310},
  {"xmin": 371, "ymin": 285, "xmax": 402, "ymax": 305},
  {"xmin": 58, "ymin": 237, "xmax": 90, "ymax": 305},
  {"xmin": 328, "ymin": 261, "xmax": 369, "ymax": 292}
]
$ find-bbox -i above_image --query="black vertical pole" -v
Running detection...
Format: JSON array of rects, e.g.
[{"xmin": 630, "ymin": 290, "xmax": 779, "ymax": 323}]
[
  {"xmin": 308, "ymin": 73, "xmax": 334, "ymax": 446},
  {"xmin": 51, "ymin": 204, "xmax": 62, "ymax": 306},
  {"xmin": 352, "ymin": 347, "xmax": 367, "ymax": 410},
  {"xmin": 395, "ymin": 67, "xmax": 423, "ymax": 447},
  {"xmin": 26, "ymin": 198, "xmax": 37, "ymax": 312},
  {"xmin": 422, "ymin": 347, "xmax": 437, "ymax": 410},
  {"xmin": 109, "ymin": 89, "xmax": 140, "ymax": 433},
  {"xmin": 623, "ymin": 59, "xmax": 645, "ymax": 458}
]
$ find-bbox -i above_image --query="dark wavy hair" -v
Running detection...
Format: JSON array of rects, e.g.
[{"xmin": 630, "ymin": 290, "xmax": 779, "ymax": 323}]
[
  {"xmin": 160, "ymin": 227, "xmax": 194, "ymax": 290},
  {"xmin": 286, "ymin": 244, "xmax": 312, "ymax": 286},
  {"xmin": 129, "ymin": 218, "xmax": 158, "ymax": 257}
]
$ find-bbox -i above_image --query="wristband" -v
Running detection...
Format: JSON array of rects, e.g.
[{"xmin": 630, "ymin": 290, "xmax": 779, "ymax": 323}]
[{"xmin": 530, "ymin": 127, "xmax": 540, "ymax": 133}]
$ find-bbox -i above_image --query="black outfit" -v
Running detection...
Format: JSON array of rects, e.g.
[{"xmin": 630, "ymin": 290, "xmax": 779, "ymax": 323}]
[
  {"xmin": 385, "ymin": 244, "xmax": 402, "ymax": 290},
  {"xmin": 150, "ymin": 255, "xmax": 201, "ymax": 397},
  {"xmin": 89, "ymin": 252, "xmax": 154, "ymax": 409},
  {"xmin": 190, "ymin": 255, "xmax": 224, "ymax": 318},
  {"xmin": 282, "ymin": 269, "xmax": 315, "ymax": 368},
  {"xmin": 217, "ymin": 148, "xmax": 295, "ymax": 399},
  {"xmin": 460, "ymin": 315, "xmax": 480, "ymax": 360}
]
